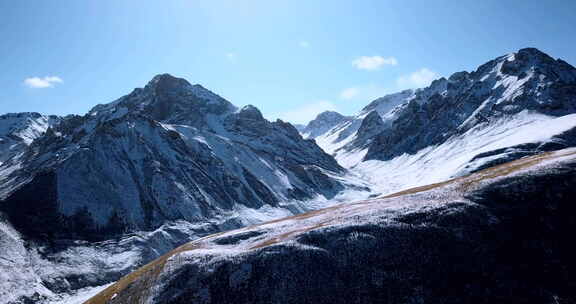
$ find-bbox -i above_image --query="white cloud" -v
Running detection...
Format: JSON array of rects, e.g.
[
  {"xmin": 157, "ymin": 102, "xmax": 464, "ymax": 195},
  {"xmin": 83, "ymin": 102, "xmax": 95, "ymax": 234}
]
[
  {"xmin": 23, "ymin": 76, "xmax": 63, "ymax": 88},
  {"xmin": 338, "ymin": 69, "xmax": 439, "ymax": 103},
  {"xmin": 225, "ymin": 52, "xmax": 237, "ymax": 62},
  {"xmin": 352, "ymin": 56, "xmax": 397, "ymax": 71},
  {"xmin": 299, "ymin": 41, "xmax": 310, "ymax": 48},
  {"xmin": 339, "ymin": 84, "xmax": 389, "ymax": 101},
  {"xmin": 273, "ymin": 100, "xmax": 338, "ymax": 124},
  {"xmin": 396, "ymin": 68, "xmax": 438, "ymax": 89}
]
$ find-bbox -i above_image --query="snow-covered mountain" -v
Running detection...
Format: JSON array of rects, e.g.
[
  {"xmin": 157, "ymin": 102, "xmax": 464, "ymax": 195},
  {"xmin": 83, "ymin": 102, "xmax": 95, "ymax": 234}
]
[
  {"xmin": 0, "ymin": 112, "xmax": 60, "ymax": 165},
  {"xmin": 1, "ymin": 74, "xmax": 364, "ymax": 241},
  {"xmin": 300, "ymin": 111, "xmax": 352, "ymax": 139},
  {"xmin": 310, "ymin": 89, "xmax": 414, "ymax": 156},
  {"xmin": 2, "ymin": 47, "xmax": 576, "ymax": 303},
  {"xmin": 311, "ymin": 48, "xmax": 576, "ymax": 195},
  {"xmin": 0, "ymin": 74, "xmax": 369, "ymax": 303},
  {"xmin": 86, "ymin": 147, "xmax": 576, "ymax": 304}
]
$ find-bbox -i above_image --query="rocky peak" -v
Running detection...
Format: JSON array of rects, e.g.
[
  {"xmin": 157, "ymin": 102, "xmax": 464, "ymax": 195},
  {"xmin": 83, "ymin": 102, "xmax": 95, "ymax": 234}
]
[
  {"xmin": 237, "ymin": 105, "xmax": 264, "ymax": 121},
  {"xmin": 360, "ymin": 90, "xmax": 415, "ymax": 116},
  {"xmin": 469, "ymin": 47, "xmax": 576, "ymax": 84},
  {"xmin": 142, "ymin": 74, "xmax": 236, "ymax": 121},
  {"xmin": 88, "ymin": 74, "xmax": 237, "ymax": 127},
  {"xmin": 362, "ymin": 48, "xmax": 576, "ymax": 162},
  {"xmin": 0, "ymin": 112, "xmax": 43, "ymax": 120},
  {"xmin": 315, "ymin": 111, "xmax": 346, "ymax": 122},
  {"xmin": 302, "ymin": 111, "xmax": 350, "ymax": 139},
  {"xmin": 144, "ymin": 73, "xmax": 193, "ymax": 95},
  {"xmin": 448, "ymin": 71, "xmax": 470, "ymax": 82},
  {"xmin": 0, "ymin": 112, "xmax": 62, "ymax": 165},
  {"xmin": 274, "ymin": 119, "xmax": 302, "ymax": 138},
  {"xmin": 515, "ymin": 47, "xmax": 554, "ymax": 62},
  {"xmin": 224, "ymin": 105, "xmax": 269, "ymax": 136}
]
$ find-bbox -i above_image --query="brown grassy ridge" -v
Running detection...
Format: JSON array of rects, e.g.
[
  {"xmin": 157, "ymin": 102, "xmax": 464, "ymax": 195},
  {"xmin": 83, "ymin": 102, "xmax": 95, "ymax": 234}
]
[
  {"xmin": 84, "ymin": 242, "xmax": 200, "ymax": 304},
  {"xmin": 84, "ymin": 149, "xmax": 576, "ymax": 304},
  {"xmin": 382, "ymin": 149, "xmax": 576, "ymax": 198},
  {"xmin": 458, "ymin": 150, "xmax": 576, "ymax": 190}
]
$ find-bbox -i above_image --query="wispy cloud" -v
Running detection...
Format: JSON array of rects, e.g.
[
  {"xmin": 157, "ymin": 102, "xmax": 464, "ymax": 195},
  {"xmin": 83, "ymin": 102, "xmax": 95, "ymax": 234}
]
[
  {"xmin": 298, "ymin": 41, "xmax": 310, "ymax": 48},
  {"xmin": 352, "ymin": 56, "xmax": 397, "ymax": 71},
  {"xmin": 273, "ymin": 100, "xmax": 337, "ymax": 124},
  {"xmin": 23, "ymin": 76, "xmax": 63, "ymax": 88},
  {"xmin": 340, "ymin": 84, "xmax": 389, "ymax": 101},
  {"xmin": 397, "ymin": 68, "xmax": 438, "ymax": 88}
]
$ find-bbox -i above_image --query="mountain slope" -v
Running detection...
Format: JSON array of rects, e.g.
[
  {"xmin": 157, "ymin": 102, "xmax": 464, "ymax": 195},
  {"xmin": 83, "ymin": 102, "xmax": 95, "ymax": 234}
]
[
  {"xmin": 312, "ymin": 48, "xmax": 576, "ymax": 195},
  {"xmin": 311, "ymin": 89, "xmax": 414, "ymax": 155},
  {"xmin": 0, "ymin": 75, "xmax": 369, "ymax": 303},
  {"xmin": 0, "ymin": 112, "xmax": 60, "ymax": 166},
  {"xmin": 2, "ymin": 48, "xmax": 576, "ymax": 303},
  {"xmin": 365, "ymin": 48, "xmax": 576, "ymax": 162},
  {"xmin": 86, "ymin": 148, "xmax": 576, "ymax": 304},
  {"xmin": 0, "ymin": 74, "xmax": 361, "ymax": 242},
  {"xmin": 301, "ymin": 111, "xmax": 352, "ymax": 139}
]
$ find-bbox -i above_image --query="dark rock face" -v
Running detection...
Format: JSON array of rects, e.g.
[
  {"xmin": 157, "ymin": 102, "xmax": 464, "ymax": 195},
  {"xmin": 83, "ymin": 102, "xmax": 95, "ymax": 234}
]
[
  {"xmin": 91, "ymin": 152, "xmax": 576, "ymax": 304},
  {"xmin": 353, "ymin": 111, "xmax": 384, "ymax": 149}
]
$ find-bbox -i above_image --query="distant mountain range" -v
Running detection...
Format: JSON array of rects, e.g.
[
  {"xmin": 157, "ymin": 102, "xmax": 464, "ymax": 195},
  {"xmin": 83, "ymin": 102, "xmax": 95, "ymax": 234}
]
[
  {"xmin": 303, "ymin": 47, "xmax": 576, "ymax": 195},
  {"xmin": 1, "ymin": 47, "xmax": 576, "ymax": 304}
]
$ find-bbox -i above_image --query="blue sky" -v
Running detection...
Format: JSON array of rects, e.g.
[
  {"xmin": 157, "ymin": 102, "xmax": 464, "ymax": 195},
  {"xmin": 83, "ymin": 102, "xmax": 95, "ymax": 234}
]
[{"xmin": 1, "ymin": 0, "xmax": 575, "ymax": 124}]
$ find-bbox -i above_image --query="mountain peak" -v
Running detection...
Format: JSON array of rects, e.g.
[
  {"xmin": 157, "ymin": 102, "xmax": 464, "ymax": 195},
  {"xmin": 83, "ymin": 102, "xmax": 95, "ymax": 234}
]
[
  {"xmin": 145, "ymin": 73, "xmax": 193, "ymax": 94},
  {"xmin": 495, "ymin": 47, "xmax": 576, "ymax": 83},
  {"xmin": 316, "ymin": 110, "xmax": 344, "ymax": 119},
  {"xmin": 504, "ymin": 47, "xmax": 555, "ymax": 65},
  {"xmin": 516, "ymin": 47, "xmax": 549, "ymax": 58},
  {"xmin": 237, "ymin": 105, "xmax": 264, "ymax": 120},
  {"xmin": 88, "ymin": 74, "xmax": 237, "ymax": 125},
  {"xmin": 360, "ymin": 90, "xmax": 415, "ymax": 116},
  {"xmin": 148, "ymin": 73, "xmax": 188, "ymax": 84},
  {"xmin": 302, "ymin": 111, "xmax": 351, "ymax": 139}
]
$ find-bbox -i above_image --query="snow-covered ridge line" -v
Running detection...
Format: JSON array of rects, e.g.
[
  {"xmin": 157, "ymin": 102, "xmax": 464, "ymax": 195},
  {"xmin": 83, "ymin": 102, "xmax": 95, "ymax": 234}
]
[
  {"xmin": 308, "ymin": 47, "xmax": 576, "ymax": 165},
  {"xmin": 303, "ymin": 47, "xmax": 576, "ymax": 196},
  {"xmin": 0, "ymin": 112, "xmax": 61, "ymax": 168}
]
